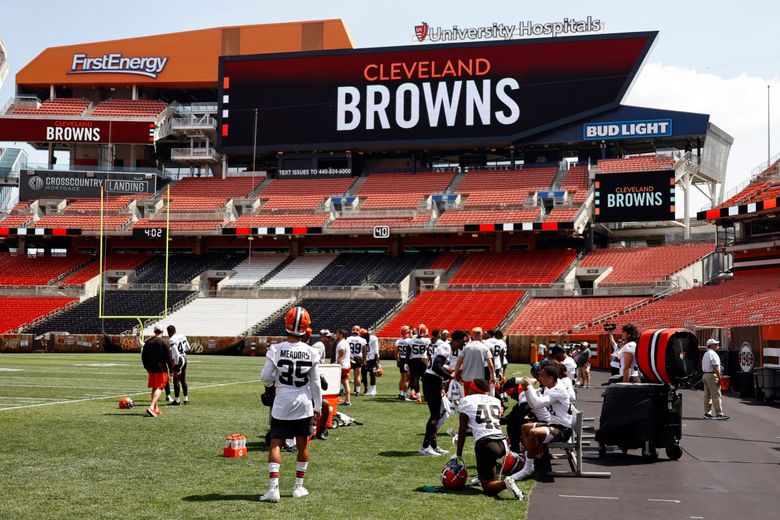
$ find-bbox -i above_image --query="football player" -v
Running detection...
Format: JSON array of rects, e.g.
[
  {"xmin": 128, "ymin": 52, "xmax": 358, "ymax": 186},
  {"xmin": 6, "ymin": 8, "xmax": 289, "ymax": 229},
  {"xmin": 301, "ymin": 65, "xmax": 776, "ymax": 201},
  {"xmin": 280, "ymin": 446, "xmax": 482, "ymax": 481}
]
[
  {"xmin": 453, "ymin": 379, "xmax": 523, "ymax": 499},
  {"xmin": 407, "ymin": 324, "xmax": 430, "ymax": 403},
  {"xmin": 167, "ymin": 324, "xmax": 191, "ymax": 405},
  {"xmin": 420, "ymin": 329, "xmax": 454, "ymax": 456},
  {"xmin": 141, "ymin": 325, "xmax": 175, "ymax": 417},
  {"xmin": 259, "ymin": 306, "xmax": 322, "ymax": 503},
  {"xmin": 348, "ymin": 325, "xmax": 367, "ymax": 396},
  {"xmin": 396, "ymin": 326, "xmax": 411, "ymax": 401},
  {"xmin": 361, "ymin": 329, "xmax": 380, "ymax": 396},
  {"xmin": 334, "ymin": 329, "xmax": 352, "ymax": 406}
]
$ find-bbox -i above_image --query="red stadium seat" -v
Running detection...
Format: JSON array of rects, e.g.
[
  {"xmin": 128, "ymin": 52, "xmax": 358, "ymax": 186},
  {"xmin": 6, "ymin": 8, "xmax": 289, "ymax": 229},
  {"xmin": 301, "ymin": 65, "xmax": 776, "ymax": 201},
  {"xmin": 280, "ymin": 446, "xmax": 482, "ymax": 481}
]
[
  {"xmin": 506, "ymin": 297, "xmax": 649, "ymax": 335},
  {"xmin": 449, "ymin": 250, "xmax": 577, "ymax": 287},
  {"xmin": 0, "ymin": 297, "xmax": 78, "ymax": 333},
  {"xmin": 0, "ymin": 253, "xmax": 92, "ymax": 286},
  {"xmin": 580, "ymin": 244, "xmax": 713, "ymax": 286}
]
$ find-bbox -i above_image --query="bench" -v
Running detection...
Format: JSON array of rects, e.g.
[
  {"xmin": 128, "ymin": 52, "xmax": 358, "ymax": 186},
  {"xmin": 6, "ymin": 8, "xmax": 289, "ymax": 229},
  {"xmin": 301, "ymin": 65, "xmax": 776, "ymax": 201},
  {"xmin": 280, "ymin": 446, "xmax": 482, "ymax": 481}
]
[{"xmin": 545, "ymin": 407, "xmax": 611, "ymax": 478}]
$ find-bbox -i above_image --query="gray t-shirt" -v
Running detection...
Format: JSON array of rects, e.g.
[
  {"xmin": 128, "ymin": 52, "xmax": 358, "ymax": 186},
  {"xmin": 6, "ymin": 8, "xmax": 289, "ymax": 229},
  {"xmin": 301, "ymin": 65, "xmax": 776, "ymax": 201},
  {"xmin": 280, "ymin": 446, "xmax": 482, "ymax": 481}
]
[{"xmin": 459, "ymin": 341, "xmax": 492, "ymax": 381}]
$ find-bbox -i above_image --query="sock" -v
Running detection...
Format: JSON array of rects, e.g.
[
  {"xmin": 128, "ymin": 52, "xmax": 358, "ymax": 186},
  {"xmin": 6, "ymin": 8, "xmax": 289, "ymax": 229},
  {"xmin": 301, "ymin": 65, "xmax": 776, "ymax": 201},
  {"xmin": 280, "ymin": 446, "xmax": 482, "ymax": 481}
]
[
  {"xmin": 183, "ymin": 396, "xmax": 188, "ymax": 402},
  {"xmin": 268, "ymin": 463, "xmax": 280, "ymax": 489},
  {"xmin": 295, "ymin": 461, "xmax": 308, "ymax": 487},
  {"xmin": 175, "ymin": 398, "xmax": 180, "ymax": 403},
  {"xmin": 430, "ymin": 437, "xmax": 438, "ymax": 450}
]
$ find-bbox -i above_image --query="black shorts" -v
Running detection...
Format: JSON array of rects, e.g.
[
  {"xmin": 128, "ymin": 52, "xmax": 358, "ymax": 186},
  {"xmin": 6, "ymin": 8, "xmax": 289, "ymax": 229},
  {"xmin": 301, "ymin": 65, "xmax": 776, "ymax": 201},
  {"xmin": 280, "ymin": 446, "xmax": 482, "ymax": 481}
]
[
  {"xmin": 350, "ymin": 358, "xmax": 363, "ymax": 370},
  {"xmin": 543, "ymin": 424, "xmax": 573, "ymax": 444},
  {"xmin": 409, "ymin": 358, "xmax": 426, "ymax": 377},
  {"xmin": 365, "ymin": 359, "xmax": 378, "ymax": 370},
  {"xmin": 484, "ymin": 367, "xmax": 491, "ymax": 381},
  {"xmin": 269, "ymin": 416, "xmax": 312, "ymax": 439},
  {"xmin": 397, "ymin": 361, "xmax": 408, "ymax": 374},
  {"xmin": 474, "ymin": 436, "xmax": 506, "ymax": 482}
]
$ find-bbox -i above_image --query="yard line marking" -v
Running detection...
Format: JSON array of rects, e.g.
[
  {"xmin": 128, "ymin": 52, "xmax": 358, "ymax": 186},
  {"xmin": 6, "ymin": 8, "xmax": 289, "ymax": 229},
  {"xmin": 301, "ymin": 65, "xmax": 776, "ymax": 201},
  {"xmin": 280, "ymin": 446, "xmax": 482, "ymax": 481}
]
[
  {"xmin": 0, "ymin": 396, "xmax": 64, "ymax": 401},
  {"xmin": 0, "ymin": 378, "xmax": 260, "ymax": 411},
  {"xmin": 558, "ymin": 495, "xmax": 619, "ymax": 500},
  {"xmin": 648, "ymin": 499, "xmax": 681, "ymax": 503},
  {"xmin": 690, "ymin": 517, "xmax": 704, "ymax": 519}
]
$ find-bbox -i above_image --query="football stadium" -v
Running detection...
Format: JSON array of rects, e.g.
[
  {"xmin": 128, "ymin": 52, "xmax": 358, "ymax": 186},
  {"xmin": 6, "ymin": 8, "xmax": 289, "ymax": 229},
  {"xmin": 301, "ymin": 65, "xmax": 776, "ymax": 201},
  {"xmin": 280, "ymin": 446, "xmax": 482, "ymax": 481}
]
[{"xmin": 1, "ymin": 13, "xmax": 779, "ymax": 520}]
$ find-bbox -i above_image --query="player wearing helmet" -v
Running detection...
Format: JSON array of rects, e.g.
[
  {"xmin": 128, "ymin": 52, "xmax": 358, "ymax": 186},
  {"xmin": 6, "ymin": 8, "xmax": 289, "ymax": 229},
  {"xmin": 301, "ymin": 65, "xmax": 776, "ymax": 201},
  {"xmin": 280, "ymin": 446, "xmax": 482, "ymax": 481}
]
[
  {"xmin": 396, "ymin": 325, "xmax": 411, "ymax": 401},
  {"xmin": 259, "ymin": 306, "xmax": 323, "ymax": 503},
  {"xmin": 407, "ymin": 324, "xmax": 430, "ymax": 403},
  {"xmin": 348, "ymin": 325, "xmax": 367, "ymax": 396},
  {"xmin": 454, "ymin": 379, "xmax": 523, "ymax": 500}
]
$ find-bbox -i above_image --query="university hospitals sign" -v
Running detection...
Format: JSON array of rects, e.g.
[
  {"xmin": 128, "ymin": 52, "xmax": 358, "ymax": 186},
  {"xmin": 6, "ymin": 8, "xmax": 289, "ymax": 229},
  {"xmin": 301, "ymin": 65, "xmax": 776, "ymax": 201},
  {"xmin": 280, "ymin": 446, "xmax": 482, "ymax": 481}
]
[{"xmin": 413, "ymin": 17, "xmax": 604, "ymax": 42}]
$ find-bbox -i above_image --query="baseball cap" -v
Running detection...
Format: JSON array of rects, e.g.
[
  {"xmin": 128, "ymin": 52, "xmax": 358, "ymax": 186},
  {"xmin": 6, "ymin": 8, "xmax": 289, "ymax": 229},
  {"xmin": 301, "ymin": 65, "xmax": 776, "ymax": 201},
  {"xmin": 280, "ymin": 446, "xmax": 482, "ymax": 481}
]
[
  {"xmin": 441, "ymin": 329, "xmax": 449, "ymax": 336},
  {"xmin": 153, "ymin": 325, "xmax": 163, "ymax": 334},
  {"xmin": 550, "ymin": 345, "xmax": 565, "ymax": 355},
  {"xmin": 320, "ymin": 329, "xmax": 331, "ymax": 336},
  {"xmin": 706, "ymin": 339, "xmax": 720, "ymax": 346}
]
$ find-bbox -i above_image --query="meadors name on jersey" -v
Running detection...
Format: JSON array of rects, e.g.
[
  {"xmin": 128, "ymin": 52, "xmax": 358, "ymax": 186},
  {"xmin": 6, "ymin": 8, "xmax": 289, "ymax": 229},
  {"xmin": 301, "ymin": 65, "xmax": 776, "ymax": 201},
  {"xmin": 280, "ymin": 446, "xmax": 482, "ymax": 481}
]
[
  {"xmin": 583, "ymin": 119, "xmax": 672, "ymax": 140},
  {"xmin": 279, "ymin": 348, "xmax": 312, "ymax": 361}
]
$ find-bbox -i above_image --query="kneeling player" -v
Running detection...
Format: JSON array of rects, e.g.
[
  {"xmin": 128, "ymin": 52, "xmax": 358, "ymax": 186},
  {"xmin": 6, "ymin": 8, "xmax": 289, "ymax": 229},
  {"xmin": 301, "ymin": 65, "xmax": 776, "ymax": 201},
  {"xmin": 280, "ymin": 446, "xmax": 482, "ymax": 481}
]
[
  {"xmin": 259, "ymin": 306, "xmax": 322, "ymax": 502},
  {"xmin": 454, "ymin": 379, "xmax": 523, "ymax": 499}
]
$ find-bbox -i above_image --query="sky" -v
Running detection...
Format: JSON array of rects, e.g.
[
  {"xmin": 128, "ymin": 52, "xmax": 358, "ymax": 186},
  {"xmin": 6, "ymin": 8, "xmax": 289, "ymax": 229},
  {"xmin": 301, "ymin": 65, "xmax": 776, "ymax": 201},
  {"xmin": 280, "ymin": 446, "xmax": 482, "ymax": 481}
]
[{"xmin": 1, "ymin": 0, "xmax": 778, "ymax": 211}]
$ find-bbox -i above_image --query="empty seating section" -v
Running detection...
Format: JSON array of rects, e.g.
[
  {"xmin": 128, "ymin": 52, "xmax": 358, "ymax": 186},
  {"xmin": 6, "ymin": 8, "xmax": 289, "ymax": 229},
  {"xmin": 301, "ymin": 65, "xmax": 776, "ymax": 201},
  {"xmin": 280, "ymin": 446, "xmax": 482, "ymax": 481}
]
[
  {"xmin": 166, "ymin": 197, "xmax": 228, "ymax": 212},
  {"xmin": 358, "ymin": 171, "xmax": 455, "ymax": 195},
  {"xmin": 0, "ymin": 297, "xmax": 77, "ymax": 333},
  {"xmin": 360, "ymin": 193, "xmax": 424, "ymax": 210},
  {"xmin": 132, "ymin": 219, "xmax": 225, "ymax": 231},
  {"xmin": 257, "ymin": 298, "xmax": 401, "ymax": 337},
  {"xmin": 133, "ymin": 254, "xmax": 245, "ymax": 284},
  {"xmin": 329, "ymin": 215, "xmax": 430, "ymax": 229},
  {"xmin": 378, "ymin": 290, "xmax": 524, "ymax": 337},
  {"xmin": 457, "ymin": 168, "xmax": 558, "ymax": 193},
  {"xmin": 90, "ymin": 99, "xmax": 167, "ymax": 117},
  {"xmin": 581, "ymin": 269, "xmax": 780, "ymax": 332},
  {"xmin": 230, "ymin": 214, "xmax": 330, "ymax": 228},
  {"xmin": 463, "ymin": 191, "xmax": 527, "ymax": 208},
  {"xmin": 259, "ymin": 178, "xmax": 356, "ymax": 197},
  {"xmin": 428, "ymin": 252, "xmax": 460, "ymax": 271},
  {"xmin": 307, "ymin": 253, "xmax": 386, "ymax": 286},
  {"xmin": 372, "ymin": 253, "xmax": 439, "ymax": 284},
  {"xmin": 547, "ymin": 208, "xmax": 580, "ymax": 222},
  {"xmin": 221, "ymin": 255, "xmax": 289, "ymax": 287},
  {"xmin": 170, "ymin": 177, "xmax": 261, "ymax": 200},
  {"xmin": 33, "ymin": 215, "xmax": 131, "ymax": 230},
  {"xmin": 12, "ymin": 98, "xmax": 90, "ymax": 116},
  {"xmin": 449, "ymin": 250, "xmax": 577, "ymax": 287},
  {"xmin": 259, "ymin": 195, "xmax": 326, "ymax": 212},
  {"xmin": 0, "ymin": 253, "xmax": 92, "ymax": 285},
  {"xmin": 263, "ymin": 255, "xmax": 337, "ymax": 288},
  {"xmin": 560, "ymin": 165, "xmax": 589, "ymax": 190},
  {"xmin": 0, "ymin": 214, "xmax": 33, "ymax": 227},
  {"xmin": 436, "ymin": 209, "xmax": 540, "ymax": 227},
  {"xmin": 597, "ymin": 156, "xmax": 675, "ymax": 174},
  {"xmin": 507, "ymin": 297, "xmax": 649, "ymax": 335},
  {"xmin": 65, "ymin": 197, "xmax": 135, "ymax": 213},
  {"xmin": 717, "ymin": 180, "xmax": 780, "ymax": 209},
  {"xmin": 25, "ymin": 291, "xmax": 196, "ymax": 335},
  {"xmin": 580, "ymin": 244, "xmax": 713, "ymax": 286},
  {"xmin": 60, "ymin": 254, "xmax": 150, "ymax": 285},
  {"xmin": 145, "ymin": 298, "xmax": 292, "ymax": 337}
]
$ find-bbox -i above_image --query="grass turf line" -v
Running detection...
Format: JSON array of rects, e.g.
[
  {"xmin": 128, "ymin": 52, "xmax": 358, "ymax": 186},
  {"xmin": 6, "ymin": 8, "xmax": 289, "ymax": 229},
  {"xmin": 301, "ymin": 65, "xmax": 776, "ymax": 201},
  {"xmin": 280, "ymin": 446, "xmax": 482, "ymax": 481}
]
[{"xmin": 0, "ymin": 353, "xmax": 533, "ymax": 519}]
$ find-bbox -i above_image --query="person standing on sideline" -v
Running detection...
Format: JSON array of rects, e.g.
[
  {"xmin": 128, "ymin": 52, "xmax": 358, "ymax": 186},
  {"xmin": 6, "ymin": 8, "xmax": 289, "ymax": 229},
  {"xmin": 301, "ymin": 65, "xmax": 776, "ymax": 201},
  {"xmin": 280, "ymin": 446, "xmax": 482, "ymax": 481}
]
[
  {"xmin": 702, "ymin": 338, "xmax": 729, "ymax": 420},
  {"xmin": 166, "ymin": 325, "xmax": 191, "ymax": 405},
  {"xmin": 361, "ymin": 329, "xmax": 380, "ymax": 396},
  {"xmin": 395, "ymin": 326, "xmax": 412, "ymax": 401},
  {"xmin": 617, "ymin": 324, "xmax": 640, "ymax": 383},
  {"xmin": 141, "ymin": 326, "xmax": 174, "ymax": 417},
  {"xmin": 576, "ymin": 342, "xmax": 592, "ymax": 389},
  {"xmin": 334, "ymin": 329, "xmax": 352, "ymax": 406},
  {"xmin": 420, "ymin": 330, "xmax": 453, "ymax": 457},
  {"xmin": 259, "ymin": 306, "xmax": 322, "ymax": 502},
  {"xmin": 453, "ymin": 327, "xmax": 495, "ymax": 396},
  {"xmin": 311, "ymin": 329, "xmax": 331, "ymax": 361}
]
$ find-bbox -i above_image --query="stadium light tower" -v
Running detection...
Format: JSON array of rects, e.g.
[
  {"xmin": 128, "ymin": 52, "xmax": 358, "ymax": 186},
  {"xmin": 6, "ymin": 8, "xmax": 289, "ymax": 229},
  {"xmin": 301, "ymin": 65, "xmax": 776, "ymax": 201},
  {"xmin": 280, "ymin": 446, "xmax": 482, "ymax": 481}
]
[{"xmin": 252, "ymin": 108, "xmax": 258, "ymax": 173}]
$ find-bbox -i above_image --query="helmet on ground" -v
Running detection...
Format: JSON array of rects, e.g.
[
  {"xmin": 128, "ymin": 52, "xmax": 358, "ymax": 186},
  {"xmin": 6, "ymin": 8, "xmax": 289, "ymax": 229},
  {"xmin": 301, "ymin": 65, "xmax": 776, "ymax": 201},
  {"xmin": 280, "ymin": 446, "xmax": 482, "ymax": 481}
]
[
  {"xmin": 441, "ymin": 457, "xmax": 468, "ymax": 489},
  {"xmin": 118, "ymin": 396, "xmax": 135, "ymax": 409},
  {"xmin": 284, "ymin": 306, "xmax": 311, "ymax": 337},
  {"xmin": 417, "ymin": 324, "xmax": 429, "ymax": 338},
  {"xmin": 352, "ymin": 325, "xmax": 362, "ymax": 335},
  {"xmin": 501, "ymin": 450, "xmax": 525, "ymax": 475}
]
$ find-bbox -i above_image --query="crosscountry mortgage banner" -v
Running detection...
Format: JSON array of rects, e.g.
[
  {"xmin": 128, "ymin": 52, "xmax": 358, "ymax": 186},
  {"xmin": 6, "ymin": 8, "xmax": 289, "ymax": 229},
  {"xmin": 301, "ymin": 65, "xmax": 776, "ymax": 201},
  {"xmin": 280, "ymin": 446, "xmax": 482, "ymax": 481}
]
[
  {"xmin": 594, "ymin": 171, "xmax": 675, "ymax": 223},
  {"xmin": 19, "ymin": 169, "xmax": 160, "ymax": 200}
]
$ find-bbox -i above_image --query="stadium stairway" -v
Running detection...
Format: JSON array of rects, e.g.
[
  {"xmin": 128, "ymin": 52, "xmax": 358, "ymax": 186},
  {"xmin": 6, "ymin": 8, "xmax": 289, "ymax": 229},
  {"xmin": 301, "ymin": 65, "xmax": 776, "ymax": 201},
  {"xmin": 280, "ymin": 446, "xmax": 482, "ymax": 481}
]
[{"xmin": 262, "ymin": 254, "xmax": 338, "ymax": 288}]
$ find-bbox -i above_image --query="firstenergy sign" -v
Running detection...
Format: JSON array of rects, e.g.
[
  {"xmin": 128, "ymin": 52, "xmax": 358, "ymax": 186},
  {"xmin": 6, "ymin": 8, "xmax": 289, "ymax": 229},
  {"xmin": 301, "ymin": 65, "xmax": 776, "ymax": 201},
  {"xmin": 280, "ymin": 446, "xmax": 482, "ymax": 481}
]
[
  {"xmin": 218, "ymin": 33, "xmax": 656, "ymax": 153},
  {"xmin": 68, "ymin": 53, "xmax": 168, "ymax": 79}
]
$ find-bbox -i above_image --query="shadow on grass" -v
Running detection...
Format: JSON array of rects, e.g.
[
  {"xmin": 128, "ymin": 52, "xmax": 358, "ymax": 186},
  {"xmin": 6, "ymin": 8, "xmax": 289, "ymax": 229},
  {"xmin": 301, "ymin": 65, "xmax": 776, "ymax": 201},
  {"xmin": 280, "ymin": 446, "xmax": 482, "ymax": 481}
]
[
  {"xmin": 378, "ymin": 450, "xmax": 423, "ymax": 457},
  {"xmin": 414, "ymin": 485, "xmax": 485, "ymax": 496},
  {"xmin": 182, "ymin": 493, "xmax": 258, "ymax": 503},
  {"xmin": 246, "ymin": 441, "xmax": 269, "ymax": 453},
  {"xmin": 102, "ymin": 413, "xmax": 146, "ymax": 417}
]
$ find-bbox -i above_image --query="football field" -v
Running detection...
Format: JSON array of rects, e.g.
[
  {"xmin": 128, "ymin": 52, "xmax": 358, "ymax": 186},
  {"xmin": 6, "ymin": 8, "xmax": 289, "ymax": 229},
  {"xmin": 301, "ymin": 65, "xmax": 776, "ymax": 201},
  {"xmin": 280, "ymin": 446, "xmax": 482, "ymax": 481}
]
[{"xmin": 0, "ymin": 354, "xmax": 532, "ymax": 519}]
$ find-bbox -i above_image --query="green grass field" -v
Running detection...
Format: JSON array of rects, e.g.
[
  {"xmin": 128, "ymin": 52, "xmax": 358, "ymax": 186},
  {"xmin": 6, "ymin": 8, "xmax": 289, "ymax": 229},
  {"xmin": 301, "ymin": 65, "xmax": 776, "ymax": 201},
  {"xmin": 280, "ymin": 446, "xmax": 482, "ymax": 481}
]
[{"xmin": 0, "ymin": 354, "xmax": 532, "ymax": 519}]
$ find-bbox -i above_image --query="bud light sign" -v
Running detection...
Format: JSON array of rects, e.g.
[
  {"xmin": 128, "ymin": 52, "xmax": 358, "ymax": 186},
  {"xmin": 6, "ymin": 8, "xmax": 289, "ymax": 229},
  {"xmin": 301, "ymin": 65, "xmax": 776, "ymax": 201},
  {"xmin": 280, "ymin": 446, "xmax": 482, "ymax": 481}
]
[{"xmin": 583, "ymin": 119, "xmax": 672, "ymax": 140}]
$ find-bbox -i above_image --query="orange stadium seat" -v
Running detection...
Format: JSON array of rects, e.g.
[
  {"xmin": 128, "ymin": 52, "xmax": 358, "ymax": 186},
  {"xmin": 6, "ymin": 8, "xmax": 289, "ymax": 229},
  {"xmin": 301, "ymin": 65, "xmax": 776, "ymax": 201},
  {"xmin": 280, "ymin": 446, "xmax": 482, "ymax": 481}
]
[
  {"xmin": 449, "ymin": 250, "xmax": 577, "ymax": 287},
  {"xmin": 0, "ymin": 253, "xmax": 92, "ymax": 286},
  {"xmin": 60, "ymin": 254, "xmax": 150, "ymax": 285},
  {"xmin": 456, "ymin": 167, "xmax": 558, "ymax": 193},
  {"xmin": 357, "ymin": 171, "xmax": 456, "ymax": 195},
  {"xmin": 329, "ymin": 215, "xmax": 430, "ymax": 229},
  {"xmin": 32, "ymin": 215, "xmax": 132, "ymax": 230},
  {"xmin": 132, "ymin": 219, "xmax": 225, "ymax": 231},
  {"xmin": 596, "ymin": 156, "xmax": 675, "ymax": 174},
  {"xmin": 436, "ymin": 209, "xmax": 541, "ymax": 227},
  {"xmin": 12, "ymin": 98, "xmax": 90, "ymax": 116},
  {"xmin": 258, "ymin": 178, "xmax": 356, "ymax": 197},
  {"xmin": 0, "ymin": 297, "xmax": 78, "ymax": 333},
  {"xmin": 230, "ymin": 214, "xmax": 330, "ymax": 228},
  {"xmin": 90, "ymin": 99, "xmax": 167, "ymax": 117},
  {"xmin": 506, "ymin": 297, "xmax": 650, "ymax": 335}
]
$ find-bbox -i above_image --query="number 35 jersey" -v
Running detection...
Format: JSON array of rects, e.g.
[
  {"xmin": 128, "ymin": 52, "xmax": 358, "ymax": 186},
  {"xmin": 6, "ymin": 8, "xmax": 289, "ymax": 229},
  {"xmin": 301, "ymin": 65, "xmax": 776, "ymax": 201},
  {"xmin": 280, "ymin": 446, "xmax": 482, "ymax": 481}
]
[
  {"xmin": 458, "ymin": 393, "xmax": 504, "ymax": 442},
  {"xmin": 261, "ymin": 340, "xmax": 323, "ymax": 421}
]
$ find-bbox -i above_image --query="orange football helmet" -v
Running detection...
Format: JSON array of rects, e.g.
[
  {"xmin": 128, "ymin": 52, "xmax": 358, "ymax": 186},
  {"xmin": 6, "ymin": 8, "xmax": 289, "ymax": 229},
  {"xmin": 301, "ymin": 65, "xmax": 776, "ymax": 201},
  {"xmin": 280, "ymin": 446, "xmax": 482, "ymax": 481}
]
[{"xmin": 284, "ymin": 306, "xmax": 311, "ymax": 337}]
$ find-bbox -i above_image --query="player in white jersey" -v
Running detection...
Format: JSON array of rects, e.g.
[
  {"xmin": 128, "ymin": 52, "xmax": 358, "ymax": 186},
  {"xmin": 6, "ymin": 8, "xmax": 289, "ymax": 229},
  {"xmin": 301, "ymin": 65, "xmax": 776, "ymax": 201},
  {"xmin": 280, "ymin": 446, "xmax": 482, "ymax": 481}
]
[
  {"xmin": 310, "ymin": 329, "xmax": 331, "ymax": 361},
  {"xmin": 259, "ymin": 307, "xmax": 323, "ymax": 503},
  {"xmin": 420, "ymin": 335, "xmax": 453, "ymax": 456},
  {"xmin": 508, "ymin": 363, "xmax": 573, "ymax": 482},
  {"xmin": 166, "ymin": 325, "xmax": 191, "ymax": 405},
  {"xmin": 454, "ymin": 379, "xmax": 523, "ymax": 500},
  {"xmin": 334, "ymin": 329, "xmax": 352, "ymax": 406},
  {"xmin": 407, "ymin": 324, "xmax": 431, "ymax": 403},
  {"xmin": 361, "ymin": 329, "xmax": 380, "ymax": 395},
  {"xmin": 395, "ymin": 326, "xmax": 411, "ymax": 401},
  {"xmin": 348, "ymin": 325, "xmax": 368, "ymax": 396}
]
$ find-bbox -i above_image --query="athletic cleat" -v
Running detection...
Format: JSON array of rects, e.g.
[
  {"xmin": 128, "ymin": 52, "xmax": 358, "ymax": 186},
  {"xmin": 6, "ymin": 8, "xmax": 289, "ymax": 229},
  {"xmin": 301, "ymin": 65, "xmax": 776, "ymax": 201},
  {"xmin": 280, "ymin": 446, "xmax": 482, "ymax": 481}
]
[
  {"xmin": 182, "ymin": 400, "xmax": 190, "ymax": 405},
  {"xmin": 470, "ymin": 476, "xmax": 481, "ymax": 486},
  {"xmin": 145, "ymin": 408, "xmax": 158, "ymax": 417},
  {"xmin": 342, "ymin": 401, "xmax": 352, "ymax": 406},
  {"xmin": 433, "ymin": 446, "xmax": 449, "ymax": 455},
  {"xmin": 170, "ymin": 401, "xmax": 180, "ymax": 406},
  {"xmin": 291, "ymin": 486, "xmax": 309, "ymax": 498},
  {"xmin": 703, "ymin": 413, "xmax": 714, "ymax": 419},
  {"xmin": 419, "ymin": 446, "xmax": 441, "ymax": 457},
  {"xmin": 165, "ymin": 395, "xmax": 173, "ymax": 403},
  {"xmin": 259, "ymin": 487, "xmax": 280, "ymax": 502},
  {"xmin": 398, "ymin": 394, "xmax": 406, "ymax": 401},
  {"xmin": 504, "ymin": 476, "xmax": 524, "ymax": 500}
]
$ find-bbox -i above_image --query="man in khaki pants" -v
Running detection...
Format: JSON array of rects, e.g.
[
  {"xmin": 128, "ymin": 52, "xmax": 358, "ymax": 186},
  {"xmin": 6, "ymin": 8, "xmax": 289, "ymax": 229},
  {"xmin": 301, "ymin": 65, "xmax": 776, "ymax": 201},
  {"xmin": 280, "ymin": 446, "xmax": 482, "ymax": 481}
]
[{"xmin": 702, "ymin": 339, "xmax": 729, "ymax": 420}]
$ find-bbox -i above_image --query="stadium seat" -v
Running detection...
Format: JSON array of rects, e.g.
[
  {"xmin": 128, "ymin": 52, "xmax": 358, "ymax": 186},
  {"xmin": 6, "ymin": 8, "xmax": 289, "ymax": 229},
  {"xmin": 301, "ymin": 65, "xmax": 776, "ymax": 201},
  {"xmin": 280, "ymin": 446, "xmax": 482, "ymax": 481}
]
[
  {"xmin": 221, "ymin": 254, "xmax": 289, "ymax": 287},
  {"xmin": 230, "ymin": 213, "xmax": 331, "ymax": 228},
  {"xmin": 262, "ymin": 255, "xmax": 338, "ymax": 288},
  {"xmin": 12, "ymin": 98, "xmax": 90, "ymax": 116},
  {"xmin": 144, "ymin": 297, "xmax": 292, "ymax": 337},
  {"xmin": 32, "ymin": 215, "xmax": 132, "ymax": 231},
  {"xmin": 90, "ymin": 99, "xmax": 167, "ymax": 118},
  {"xmin": 506, "ymin": 297, "xmax": 649, "ymax": 335},
  {"xmin": 449, "ymin": 250, "xmax": 577, "ymax": 287},
  {"xmin": 436, "ymin": 209, "xmax": 541, "ymax": 227},
  {"xmin": 256, "ymin": 298, "xmax": 401, "ymax": 337},
  {"xmin": 0, "ymin": 297, "xmax": 78, "ymax": 333},
  {"xmin": 60, "ymin": 254, "xmax": 150, "ymax": 286},
  {"xmin": 329, "ymin": 215, "xmax": 431, "ymax": 229},
  {"xmin": 372, "ymin": 253, "xmax": 440, "ymax": 284},
  {"xmin": 306, "ymin": 253, "xmax": 387, "ymax": 287},
  {"xmin": 133, "ymin": 254, "xmax": 246, "ymax": 284},
  {"xmin": 378, "ymin": 290, "xmax": 525, "ymax": 337},
  {"xmin": 0, "ymin": 253, "xmax": 92, "ymax": 286},
  {"xmin": 168, "ymin": 177, "xmax": 262, "ymax": 200},
  {"xmin": 596, "ymin": 156, "xmax": 675, "ymax": 174}
]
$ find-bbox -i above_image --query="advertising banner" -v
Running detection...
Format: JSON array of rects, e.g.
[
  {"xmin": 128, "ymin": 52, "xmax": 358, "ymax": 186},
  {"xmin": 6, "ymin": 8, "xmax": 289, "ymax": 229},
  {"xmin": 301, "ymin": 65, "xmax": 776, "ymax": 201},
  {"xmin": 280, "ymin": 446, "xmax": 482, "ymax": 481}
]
[
  {"xmin": 594, "ymin": 171, "xmax": 675, "ymax": 223},
  {"xmin": 0, "ymin": 118, "xmax": 156, "ymax": 144},
  {"xmin": 20, "ymin": 169, "xmax": 159, "ymax": 200},
  {"xmin": 219, "ymin": 32, "xmax": 656, "ymax": 152}
]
